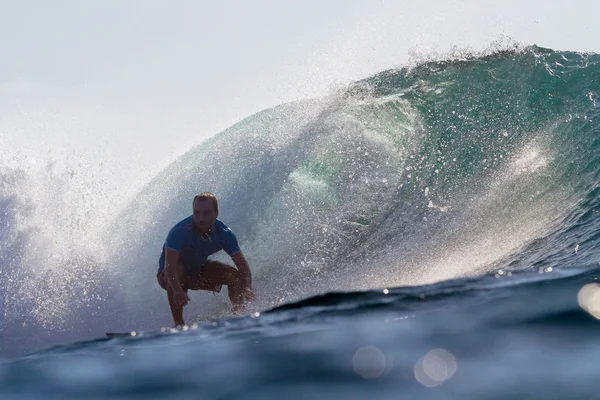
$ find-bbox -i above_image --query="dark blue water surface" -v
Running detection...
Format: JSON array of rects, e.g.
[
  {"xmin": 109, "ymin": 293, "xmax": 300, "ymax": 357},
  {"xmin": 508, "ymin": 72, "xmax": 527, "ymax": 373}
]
[{"xmin": 2, "ymin": 265, "xmax": 600, "ymax": 399}]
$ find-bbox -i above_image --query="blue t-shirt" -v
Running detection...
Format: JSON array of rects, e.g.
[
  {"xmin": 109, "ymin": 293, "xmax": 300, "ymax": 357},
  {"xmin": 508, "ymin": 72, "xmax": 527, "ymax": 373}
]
[{"xmin": 158, "ymin": 217, "xmax": 240, "ymax": 273}]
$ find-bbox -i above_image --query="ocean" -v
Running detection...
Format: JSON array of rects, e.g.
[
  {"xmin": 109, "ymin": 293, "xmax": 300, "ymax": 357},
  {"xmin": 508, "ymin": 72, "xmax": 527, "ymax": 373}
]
[{"xmin": 1, "ymin": 45, "xmax": 599, "ymax": 399}]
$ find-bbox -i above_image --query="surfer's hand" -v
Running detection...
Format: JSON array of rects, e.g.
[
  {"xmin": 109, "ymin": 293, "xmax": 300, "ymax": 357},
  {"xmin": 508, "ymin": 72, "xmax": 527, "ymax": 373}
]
[
  {"xmin": 244, "ymin": 287, "xmax": 255, "ymax": 302},
  {"xmin": 173, "ymin": 291, "xmax": 190, "ymax": 307}
]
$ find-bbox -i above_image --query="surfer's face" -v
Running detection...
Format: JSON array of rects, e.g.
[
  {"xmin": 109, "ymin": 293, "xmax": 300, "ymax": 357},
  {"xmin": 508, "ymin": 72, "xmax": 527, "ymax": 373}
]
[{"xmin": 192, "ymin": 199, "xmax": 217, "ymax": 231}]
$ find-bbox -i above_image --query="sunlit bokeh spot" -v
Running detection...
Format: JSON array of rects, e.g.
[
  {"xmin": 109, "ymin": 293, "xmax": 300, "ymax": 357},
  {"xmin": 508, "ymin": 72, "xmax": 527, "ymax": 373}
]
[
  {"xmin": 578, "ymin": 284, "xmax": 600, "ymax": 319},
  {"xmin": 414, "ymin": 348, "xmax": 457, "ymax": 387},
  {"xmin": 353, "ymin": 345, "xmax": 389, "ymax": 379}
]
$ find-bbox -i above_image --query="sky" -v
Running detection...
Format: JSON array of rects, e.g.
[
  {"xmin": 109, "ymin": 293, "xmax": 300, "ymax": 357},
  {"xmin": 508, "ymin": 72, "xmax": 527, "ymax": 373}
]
[{"xmin": 1, "ymin": 0, "xmax": 599, "ymax": 200}]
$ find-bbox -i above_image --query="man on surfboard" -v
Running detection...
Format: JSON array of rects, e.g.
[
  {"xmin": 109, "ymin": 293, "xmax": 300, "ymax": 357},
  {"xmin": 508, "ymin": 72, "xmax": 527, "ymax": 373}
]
[{"xmin": 157, "ymin": 192, "xmax": 254, "ymax": 327}]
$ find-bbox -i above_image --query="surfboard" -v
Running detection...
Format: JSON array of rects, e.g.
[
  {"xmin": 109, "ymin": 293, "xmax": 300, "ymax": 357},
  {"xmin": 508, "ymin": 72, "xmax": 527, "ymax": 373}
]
[
  {"xmin": 105, "ymin": 327, "xmax": 183, "ymax": 338},
  {"xmin": 105, "ymin": 331, "xmax": 144, "ymax": 338},
  {"xmin": 106, "ymin": 321, "xmax": 213, "ymax": 338}
]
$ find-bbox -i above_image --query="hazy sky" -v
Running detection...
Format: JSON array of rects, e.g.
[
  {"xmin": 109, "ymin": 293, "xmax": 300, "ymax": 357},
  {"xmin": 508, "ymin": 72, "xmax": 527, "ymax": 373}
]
[{"xmin": 1, "ymin": 0, "xmax": 599, "ymax": 198}]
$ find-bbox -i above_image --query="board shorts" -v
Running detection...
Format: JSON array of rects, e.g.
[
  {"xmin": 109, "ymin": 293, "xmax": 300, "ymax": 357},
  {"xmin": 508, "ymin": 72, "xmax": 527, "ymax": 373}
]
[{"xmin": 156, "ymin": 263, "xmax": 223, "ymax": 293}]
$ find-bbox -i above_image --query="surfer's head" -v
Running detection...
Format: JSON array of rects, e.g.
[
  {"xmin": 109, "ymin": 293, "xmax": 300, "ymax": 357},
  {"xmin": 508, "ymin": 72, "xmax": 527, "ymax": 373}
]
[{"xmin": 192, "ymin": 192, "xmax": 219, "ymax": 232}]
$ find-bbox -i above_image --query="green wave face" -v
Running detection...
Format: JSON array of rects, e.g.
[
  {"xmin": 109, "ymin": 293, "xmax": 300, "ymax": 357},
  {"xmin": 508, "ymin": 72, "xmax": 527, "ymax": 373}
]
[{"xmin": 115, "ymin": 46, "xmax": 600, "ymax": 310}]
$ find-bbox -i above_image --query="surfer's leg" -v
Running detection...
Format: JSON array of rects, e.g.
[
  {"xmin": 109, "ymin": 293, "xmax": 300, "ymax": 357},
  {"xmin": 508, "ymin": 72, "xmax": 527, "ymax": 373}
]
[
  {"xmin": 167, "ymin": 284, "xmax": 186, "ymax": 326},
  {"xmin": 157, "ymin": 265, "xmax": 188, "ymax": 326},
  {"xmin": 193, "ymin": 260, "xmax": 245, "ymax": 313}
]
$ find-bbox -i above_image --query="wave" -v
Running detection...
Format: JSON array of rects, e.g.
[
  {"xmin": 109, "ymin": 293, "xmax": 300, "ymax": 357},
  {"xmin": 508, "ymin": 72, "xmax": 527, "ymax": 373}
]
[
  {"xmin": 1, "ymin": 45, "xmax": 599, "ymax": 354},
  {"xmin": 111, "ymin": 45, "xmax": 600, "ymax": 324}
]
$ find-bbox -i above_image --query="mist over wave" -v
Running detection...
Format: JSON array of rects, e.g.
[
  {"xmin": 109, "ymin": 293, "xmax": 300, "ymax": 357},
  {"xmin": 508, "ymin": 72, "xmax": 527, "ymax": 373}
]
[{"xmin": 1, "ymin": 44, "xmax": 599, "ymax": 357}]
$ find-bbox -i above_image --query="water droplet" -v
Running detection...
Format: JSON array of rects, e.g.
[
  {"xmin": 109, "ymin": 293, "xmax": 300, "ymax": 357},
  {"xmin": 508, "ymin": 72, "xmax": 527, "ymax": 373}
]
[
  {"xmin": 578, "ymin": 284, "xmax": 600, "ymax": 319},
  {"xmin": 353, "ymin": 346, "xmax": 390, "ymax": 379},
  {"xmin": 415, "ymin": 349, "xmax": 457, "ymax": 387}
]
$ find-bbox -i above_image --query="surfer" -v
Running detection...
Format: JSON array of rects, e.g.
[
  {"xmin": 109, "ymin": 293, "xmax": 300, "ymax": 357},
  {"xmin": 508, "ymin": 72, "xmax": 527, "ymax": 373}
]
[{"xmin": 157, "ymin": 192, "xmax": 255, "ymax": 327}]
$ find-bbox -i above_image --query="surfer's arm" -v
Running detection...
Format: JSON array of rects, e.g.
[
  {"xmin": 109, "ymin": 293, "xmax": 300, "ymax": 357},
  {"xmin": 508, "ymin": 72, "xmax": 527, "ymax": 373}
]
[
  {"xmin": 230, "ymin": 251, "xmax": 252, "ymax": 290},
  {"xmin": 165, "ymin": 248, "xmax": 185, "ymax": 293}
]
